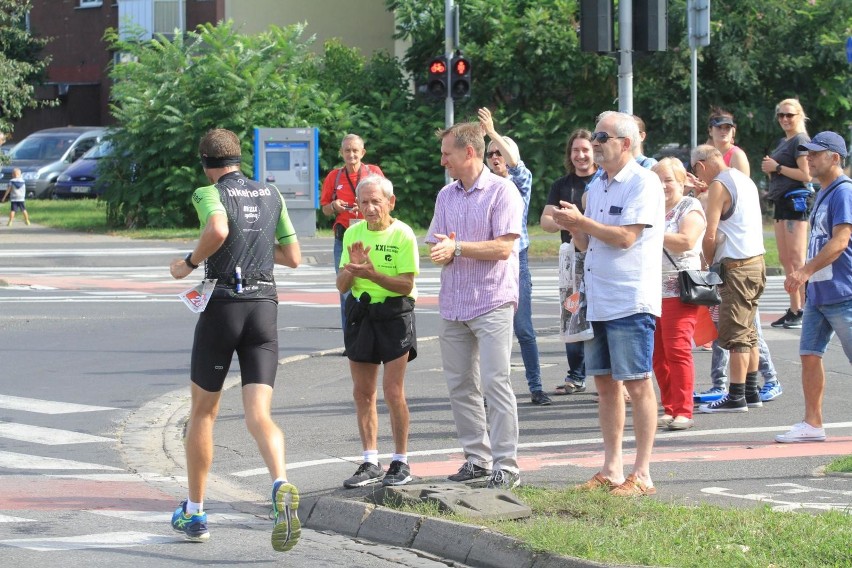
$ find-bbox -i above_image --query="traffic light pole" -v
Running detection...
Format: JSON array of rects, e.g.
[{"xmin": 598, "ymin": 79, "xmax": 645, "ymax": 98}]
[
  {"xmin": 617, "ymin": 0, "xmax": 633, "ymax": 114},
  {"xmin": 444, "ymin": 0, "xmax": 455, "ymax": 131}
]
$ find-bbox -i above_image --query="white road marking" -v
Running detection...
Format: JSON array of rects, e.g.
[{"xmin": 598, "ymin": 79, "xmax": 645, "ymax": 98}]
[
  {"xmin": 0, "ymin": 422, "xmax": 112, "ymax": 445},
  {"xmin": 0, "ymin": 395, "xmax": 116, "ymax": 414},
  {"xmin": 0, "ymin": 531, "xmax": 177, "ymax": 551},
  {"xmin": 0, "ymin": 451, "xmax": 122, "ymax": 471},
  {"xmin": 0, "ymin": 514, "xmax": 36, "ymax": 523},
  {"xmin": 46, "ymin": 473, "xmax": 185, "ymax": 483},
  {"xmin": 231, "ymin": 421, "xmax": 852, "ymax": 478},
  {"xmin": 89, "ymin": 510, "xmax": 264, "ymax": 525},
  {"xmin": 701, "ymin": 487, "xmax": 852, "ymax": 514}
]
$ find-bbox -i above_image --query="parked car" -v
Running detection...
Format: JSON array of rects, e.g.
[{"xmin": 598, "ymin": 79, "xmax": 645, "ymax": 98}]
[
  {"xmin": 0, "ymin": 127, "xmax": 106, "ymax": 198},
  {"xmin": 53, "ymin": 139, "xmax": 113, "ymax": 199}
]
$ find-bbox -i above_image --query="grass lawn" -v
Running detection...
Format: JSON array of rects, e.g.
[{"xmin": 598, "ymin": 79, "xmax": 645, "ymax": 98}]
[{"xmin": 395, "ymin": 487, "xmax": 852, "ymax": 568}]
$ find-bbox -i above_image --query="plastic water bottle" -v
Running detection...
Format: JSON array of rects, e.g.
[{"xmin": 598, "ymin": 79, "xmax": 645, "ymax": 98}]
[{"xmin": 234, "ymin": 266, "xmax": 243, "ymax": 294}]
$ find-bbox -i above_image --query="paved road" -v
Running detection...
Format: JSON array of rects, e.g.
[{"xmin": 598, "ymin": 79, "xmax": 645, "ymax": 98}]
[{"xmin": 1, "ymin": 223, "xmax": 850, "ymax": 566}]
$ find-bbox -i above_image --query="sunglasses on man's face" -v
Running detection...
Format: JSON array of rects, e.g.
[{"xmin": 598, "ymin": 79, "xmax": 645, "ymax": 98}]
[
  {"xmin": 591, "ymin": 132, "xmax": 625, "ymax": 144},
  {"xmin": 486, "ymin": 150, "xmax": 502, "ymax": 159}
]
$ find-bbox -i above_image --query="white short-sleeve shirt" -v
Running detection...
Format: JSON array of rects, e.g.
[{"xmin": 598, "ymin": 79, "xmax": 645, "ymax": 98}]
[{"xmin": 584, "ymin": 159, "xmax": 665, "ymax": 321}]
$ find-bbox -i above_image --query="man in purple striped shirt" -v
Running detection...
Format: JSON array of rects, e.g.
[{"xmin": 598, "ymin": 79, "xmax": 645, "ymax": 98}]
[{"xmin": 426, "ymin": 121, "xmax": 524, "ymax": 490}]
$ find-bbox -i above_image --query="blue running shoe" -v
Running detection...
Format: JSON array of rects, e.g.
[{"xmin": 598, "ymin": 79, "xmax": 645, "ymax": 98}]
[
  {"xmin": 759, "ymin": 381, "xmax": 783, "ymax": 402},
  {"xmin": 693, "ymin": 386, "xmax": 726, "ymax": 403},
  {"xmin": 171, "ymin": 501, "xmax": 209, "ymax": 542},
  {"xmin": 271, "ymin": 481, "xmax": 301, "ymax": 552}
]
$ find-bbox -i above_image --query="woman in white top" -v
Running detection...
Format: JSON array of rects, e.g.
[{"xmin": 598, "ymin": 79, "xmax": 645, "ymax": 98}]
[{"xmin": 652, "ymin": 158, "xmax": 707, "ymax": 431}]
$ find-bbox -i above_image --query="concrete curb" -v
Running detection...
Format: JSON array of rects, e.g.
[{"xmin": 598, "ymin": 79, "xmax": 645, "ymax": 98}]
[{"xmin": 298, "ymin": 495, "xmax": 619, "ymax": 568}]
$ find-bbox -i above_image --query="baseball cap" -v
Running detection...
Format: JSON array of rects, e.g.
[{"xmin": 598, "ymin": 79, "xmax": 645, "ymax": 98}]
[
  {"xmin": 798, "ymin": 131, "xmax": 848, "ymax": 158},
  {"xmin": 709, "ymin": 116, "xmax": 735, "ymax": 128}
]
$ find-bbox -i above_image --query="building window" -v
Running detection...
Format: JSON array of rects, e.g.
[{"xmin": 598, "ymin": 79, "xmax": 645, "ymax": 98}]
[
  {"xmin": 154, "ymin": 0, "xmax": 181, "ymax": 36},
  {"xmin": 79, "ymin": 0, "xmax": 104, "ymax": 8}
]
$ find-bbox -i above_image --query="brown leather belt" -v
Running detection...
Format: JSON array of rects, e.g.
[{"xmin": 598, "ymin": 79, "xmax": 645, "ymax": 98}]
[{"xmin": 721, "ymin": 254, "xmax": 763, "ymax": 269}]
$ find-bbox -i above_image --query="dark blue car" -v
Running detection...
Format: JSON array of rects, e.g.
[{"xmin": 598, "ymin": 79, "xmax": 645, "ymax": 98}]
[{"xmin": 53, "ymin": 140, "xmax": 112, "ymax": 198}]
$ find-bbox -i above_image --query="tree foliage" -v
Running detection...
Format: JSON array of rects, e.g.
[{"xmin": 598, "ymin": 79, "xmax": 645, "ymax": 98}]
[
  {"xmin": 389, "ymin": 0, "xmax": 852, "ymax": 218},
  {"xmin": 101, "ymin": 21, "xmax": 351, "ymax": 228},
  {"xmin": 0, "ymin": 0, "xmax": 50, "ymax": 137}
]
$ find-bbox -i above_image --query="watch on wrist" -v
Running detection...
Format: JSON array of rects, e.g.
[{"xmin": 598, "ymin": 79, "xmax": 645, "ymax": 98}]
[
  {"xmin": 775, "ymin": 164, "xmax": 783, "ymax": 175},
  {"xmin": 184, "ymin": 252, "xmax": 199, "ymax": 270},
  {"xmin": 454, "ymin": 241, "xmax": 462, "ymax": 257}
]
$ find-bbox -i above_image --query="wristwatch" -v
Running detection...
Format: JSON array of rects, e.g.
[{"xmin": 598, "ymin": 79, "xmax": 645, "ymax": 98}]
[
  {"xmin": 454, "ymin": 241, "xmax": 462, "ymax": 257},
  {"xmin": 184, "ymin": 252, "xmax": 199, "ymax": 270},
  {"xmin": 775, "ymin": 163, "xmax": 783, "ymax": 175}
]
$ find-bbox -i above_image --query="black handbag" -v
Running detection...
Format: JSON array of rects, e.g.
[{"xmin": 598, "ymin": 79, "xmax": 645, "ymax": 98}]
[{"xmin": 664, "ymin": 250, "xmax": 722, "ymax": 306}]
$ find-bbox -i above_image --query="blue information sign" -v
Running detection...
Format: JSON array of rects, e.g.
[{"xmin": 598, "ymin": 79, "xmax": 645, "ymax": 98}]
[{"xmin": 847, "ymin": 36, "xmax": 852, "ymax": 64}]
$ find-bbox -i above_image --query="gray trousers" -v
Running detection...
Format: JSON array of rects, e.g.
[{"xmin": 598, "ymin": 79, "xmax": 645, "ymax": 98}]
[{"xmin": 440, "ymin": 305, "xmax": 519, "ymax": 474}]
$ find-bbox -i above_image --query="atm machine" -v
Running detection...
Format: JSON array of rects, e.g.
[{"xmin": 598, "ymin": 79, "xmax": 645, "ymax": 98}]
[{"xmin": 253, "ymin": 127, "xmax": 319, "ymax": 237}]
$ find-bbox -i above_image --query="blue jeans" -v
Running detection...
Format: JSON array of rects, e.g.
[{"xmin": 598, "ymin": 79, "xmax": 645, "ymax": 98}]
[
  {"xmin": 585, "ymin": 313, "xmax": 656, "ymax": 380},
  {"xmin": 333, "ymin": 237, "xmax": 350, "ymax": 332},
  {"xmin": 513, "ymin": 249, "xmax": 542, "ymax": 393},
  {"xmin": 800, "ymin": 297, "xmax": 852, "ymax": 361},
  {"xmin": 564, "ymin": 341, "xmax": 585, "ymax": 384},
  {"xmin": 710, "ymin": 309, "xmax": 776, "ymax": 389}
]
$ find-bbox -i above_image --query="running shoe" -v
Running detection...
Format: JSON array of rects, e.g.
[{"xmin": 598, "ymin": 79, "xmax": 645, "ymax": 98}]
[
  {"xmin": 783, "ymin": 311, "xmax": 803, "ymax": 329},
  {"xmin": 531, "ymin": 391, "xmax": 552, "ymax": 406},
  {"xmin": 343, "ymin": 461, "xmax": 384, "ymax": 488},
  {"xmin": 693, "ymin": 386, "xmax": 727, "ymax": 403},
  {"xmin": 382, "ymin": 460, "xmax": 412, "ymax": 486},
  {"xmin": 485, "ymin": 469, "xmax": 520, "ymax": 489},
  {"xmin": 771, "ymin": 309, "xmax": 795, "ymax": 328},
  {"xmin": 447, "ymin": 461, "xmax": 491, "ymax": 482},
  {"xmin": 171, "ymin": 501, "xmax": 209, "ymax": 542},
  {"xmin": 759, "ymin": 381, "xmax": 783, "ymax": 402},
  {"xmin": 271, "ymin": 481, "xmax": 300, "ymax": 552}
]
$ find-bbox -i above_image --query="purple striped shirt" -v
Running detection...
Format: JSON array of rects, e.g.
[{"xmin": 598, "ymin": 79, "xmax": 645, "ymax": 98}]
[{"xmin": 426, "ymin": 167, "xmax": 523, "ymax": 321}]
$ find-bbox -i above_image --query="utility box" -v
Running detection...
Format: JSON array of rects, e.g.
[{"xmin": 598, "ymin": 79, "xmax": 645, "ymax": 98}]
[{"xmin": 253, "ymin": 127, "xmax": 319, "ymax": 237}]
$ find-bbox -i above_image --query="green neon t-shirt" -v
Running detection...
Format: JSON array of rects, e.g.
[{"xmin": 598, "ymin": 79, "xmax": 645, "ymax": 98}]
[{"xmin": 340, "ymin": 219, "xmax": 419, "ymax": 303}]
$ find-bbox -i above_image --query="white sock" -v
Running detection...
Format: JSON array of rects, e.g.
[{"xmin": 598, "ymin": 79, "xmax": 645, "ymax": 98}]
[
  {"xmin": 273, "ymin": 477, "xmax": 288, "ymax": 487},
  {"xmin": 185, "ymin": 499, "xmax": 203, "ymax": 515},
  {"xmin": 363, "ymin": 450, "xmax": 379, "ymax": 465},
  {"xmin": 392, "ymin": 453, "xmax": 408, "ymax": 464}
]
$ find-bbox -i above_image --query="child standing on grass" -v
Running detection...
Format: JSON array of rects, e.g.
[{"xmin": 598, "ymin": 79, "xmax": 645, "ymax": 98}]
[{"xmin": 2, "ymin": 168, "xmax": 30, "ymax": 226}]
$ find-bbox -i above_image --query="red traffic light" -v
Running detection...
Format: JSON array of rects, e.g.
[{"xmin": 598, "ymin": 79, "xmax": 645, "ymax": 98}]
[
  {"xmin": 453, "ymin": 59, "xmax": 468, "ymax": 75},
  {"xmin": 430, "ymin": 60, "xmax": 447, "ymax": 74}
]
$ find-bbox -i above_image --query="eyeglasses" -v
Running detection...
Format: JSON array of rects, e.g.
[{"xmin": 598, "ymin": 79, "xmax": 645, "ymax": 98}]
[
  {"xmin": 486, "ymin": 150, "xmax": 502, "ymax": 158},
  {"xmin": 689, "ymin": 160, "xmax": 705, "ymax": 174},
  {"xmin": 776, "ymin": 112, "xmax": 798, "ymax": 120},
  {"xmin": 591, "ymin": 132, "xmax": 625, "ymax": 144}
]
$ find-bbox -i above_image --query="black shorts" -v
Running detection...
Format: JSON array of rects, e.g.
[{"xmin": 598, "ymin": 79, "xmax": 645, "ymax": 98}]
[
  {"xmin": 191, "ymin": 299, "xmax": 279, "ymax": 392},
  {"xmin": 344, "ymin": 294, "xmax": 417, "ymax": 364},
  {"xmin": 10, "ymin": 201, "xmax": 25, "ymax": 213},
  {"xmin": 773, "ymin": 191, "xmax": 812, "ymax": 221}
]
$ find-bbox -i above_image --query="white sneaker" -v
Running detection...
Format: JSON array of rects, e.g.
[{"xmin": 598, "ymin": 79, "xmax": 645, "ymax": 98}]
[
  {"xmin": 657, "ymin": 414, "xmax": 674, "ymax": 427},
  {"xmin": 668, "ymin": 416, "xmax": 695, "ymax": 430},
  {"xmin": 775, "ymin": 422, "xmax": 826, "ymax": 443}
]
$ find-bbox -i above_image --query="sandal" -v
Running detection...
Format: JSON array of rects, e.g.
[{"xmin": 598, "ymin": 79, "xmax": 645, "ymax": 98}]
[
  {"xmin": 610, "ymin": 473, "xmax": 656, "ymax": 496},
  {"xmin": 574, "ymin": 472, "xmax": 617, "ymax": 491},
  {"xmin": 554, "ymin": 382, "xmax": 586, "ymax": 395}
]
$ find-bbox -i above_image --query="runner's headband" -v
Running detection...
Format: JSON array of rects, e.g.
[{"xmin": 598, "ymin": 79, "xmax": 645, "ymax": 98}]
[{"xmin": 200, "ymin": 155, "xmax": 241, "ymax": 168}]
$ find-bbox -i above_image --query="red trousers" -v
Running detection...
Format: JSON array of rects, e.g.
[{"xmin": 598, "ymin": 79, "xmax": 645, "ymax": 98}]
[{"xmin": 653, "ymin": 297, "xmax": 699, "ymax": 419}]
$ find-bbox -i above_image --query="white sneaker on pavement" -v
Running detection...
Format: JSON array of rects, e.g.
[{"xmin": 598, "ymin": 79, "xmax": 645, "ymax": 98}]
[{"xmin": 775, "ymin": 421, "xmax": 826, "ymax": 443}]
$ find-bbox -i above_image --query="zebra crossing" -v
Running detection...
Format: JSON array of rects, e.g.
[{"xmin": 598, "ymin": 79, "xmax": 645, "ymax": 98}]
[{"xmin": 0, "ymin": 394, "xmax": 187, "ymax": 552}]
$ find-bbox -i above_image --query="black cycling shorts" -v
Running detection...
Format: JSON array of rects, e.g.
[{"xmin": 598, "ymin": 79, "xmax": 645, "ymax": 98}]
[
  {"xmin": 344, "ymin": 295, "xmax": 417, "ymax": 365},
  {"xmin": 191, "ymin": 300, "xmax": 279, "ymax": 392}
]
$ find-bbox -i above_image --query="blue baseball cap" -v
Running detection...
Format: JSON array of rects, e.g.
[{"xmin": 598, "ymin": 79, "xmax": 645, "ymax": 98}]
[{"xmin": 798, "ymin": 131, "xmax": 848, "ymax": 158}]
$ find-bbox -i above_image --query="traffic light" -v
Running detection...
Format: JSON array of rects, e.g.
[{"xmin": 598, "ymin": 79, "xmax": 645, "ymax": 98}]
[
  {"xmin": 633, "ymin": 0, "xmax": 667, "ymax": 52},
  {"xmin": 426, "ymin": 56, "xmax": 448, "ymax": 99},
  {"xmin": 450, "ymin": 54, "xmax": 471, "ymax": 100},
  {"xmin": 580, "ymin": 0, "xmax": 614, "ymax": 53}
]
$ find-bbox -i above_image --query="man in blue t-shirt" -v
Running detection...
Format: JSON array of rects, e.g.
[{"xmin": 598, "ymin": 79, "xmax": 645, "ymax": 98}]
[{"xmin": 776, "ymin": 132, "xmax": 852, "ymax": 444}]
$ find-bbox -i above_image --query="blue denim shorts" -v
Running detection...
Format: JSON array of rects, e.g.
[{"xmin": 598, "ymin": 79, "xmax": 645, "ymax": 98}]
[
  {"xmin": 584, "ymin": 313, "xmax": 656, "ymax": 380},
  {"xmin": 799, "ymin": 298, "xmax": 852, "ymax": 362}
]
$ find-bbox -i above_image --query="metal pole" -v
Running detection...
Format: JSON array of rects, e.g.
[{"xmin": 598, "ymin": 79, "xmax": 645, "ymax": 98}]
[
  {"xmin": 617, "ymin": 0, "xmax": 633, "ymax": 114},
  {"xmin": 444, "ymin": 0, "xmax": 454, "ymax": 130},
  {"xmin": 691, "ymin": 47, "xmax": 698, "ymax": 149}
]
